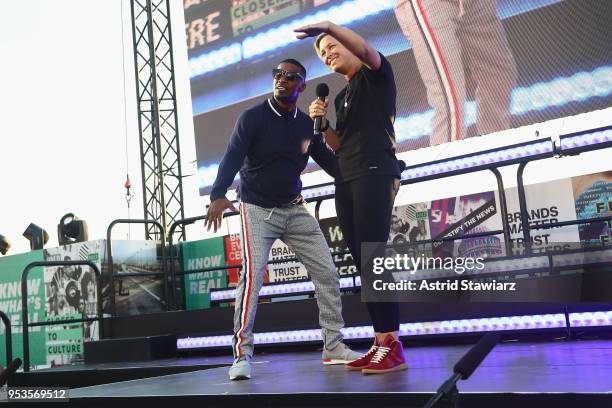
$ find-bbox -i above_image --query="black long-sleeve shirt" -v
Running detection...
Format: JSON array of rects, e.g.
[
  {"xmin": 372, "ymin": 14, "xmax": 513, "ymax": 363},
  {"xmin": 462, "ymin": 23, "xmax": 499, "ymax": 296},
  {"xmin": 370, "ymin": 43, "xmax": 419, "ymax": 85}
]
[
  {"xmin": 210, "ymin": 98, "xmax": 338, "ymax": 208},
  {"xmin": 334, "ymin": 53, "xmax": 401, "ymax": 182}
]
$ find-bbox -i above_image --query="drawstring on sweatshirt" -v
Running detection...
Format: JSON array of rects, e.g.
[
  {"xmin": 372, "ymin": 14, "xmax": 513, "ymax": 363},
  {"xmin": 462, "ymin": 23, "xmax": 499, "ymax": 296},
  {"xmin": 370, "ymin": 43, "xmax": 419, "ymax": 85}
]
[
  {"xmin": 458, "ymin": 0, "xmax": 465, "ymax": 17},
  {"xmin": 265, "ymin": 207, "xmax": 276, "ymax": 220}
]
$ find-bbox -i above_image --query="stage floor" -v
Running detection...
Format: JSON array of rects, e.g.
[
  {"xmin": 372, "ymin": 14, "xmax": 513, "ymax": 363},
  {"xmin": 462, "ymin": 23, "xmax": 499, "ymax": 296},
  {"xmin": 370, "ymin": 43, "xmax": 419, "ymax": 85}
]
[{"xmin": 62, "ymin": 339, "xmax": 612, "ymax": 407}]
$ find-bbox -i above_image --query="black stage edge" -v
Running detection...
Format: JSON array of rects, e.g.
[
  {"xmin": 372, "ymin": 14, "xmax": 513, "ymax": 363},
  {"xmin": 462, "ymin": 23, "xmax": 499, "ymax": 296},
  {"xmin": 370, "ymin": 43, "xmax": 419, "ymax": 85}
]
[
  {"xmin": 29, "ymin": 393, "xmax": 612, "ymax": 408},
  {"xmin": 11, "ymin": 356, "xmax": 231, "ymax": 388},
  {"xmin": 25, "ymin": 340, "xmax": 612, "ymax": 408},
  {"xmin": 84, "ymin": 334, "xmax": 177, "ymax": 364}
]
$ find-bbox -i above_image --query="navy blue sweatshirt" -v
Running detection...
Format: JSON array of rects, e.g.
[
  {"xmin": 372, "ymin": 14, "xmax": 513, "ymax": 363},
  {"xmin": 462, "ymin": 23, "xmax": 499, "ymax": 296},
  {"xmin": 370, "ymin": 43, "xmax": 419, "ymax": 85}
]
[{"xmin": 210, "ymin": 98, "xmax": 338, "ymax": 208}]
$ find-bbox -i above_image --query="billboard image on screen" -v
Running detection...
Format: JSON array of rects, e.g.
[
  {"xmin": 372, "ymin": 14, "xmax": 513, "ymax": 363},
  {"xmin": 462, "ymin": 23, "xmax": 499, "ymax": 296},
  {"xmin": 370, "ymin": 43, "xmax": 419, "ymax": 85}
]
[{"xmin": 183, "ymin": 0, "xmax": 612, "ymax": 195}]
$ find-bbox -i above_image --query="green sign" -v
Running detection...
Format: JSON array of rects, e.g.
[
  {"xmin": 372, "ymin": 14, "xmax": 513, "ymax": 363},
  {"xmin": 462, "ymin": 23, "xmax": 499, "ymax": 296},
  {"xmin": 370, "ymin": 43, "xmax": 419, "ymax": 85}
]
[
  {"xmin": 45, "ymin": 314, "xmax": 83, "ymax": 357},
  {"xmin": 182, "ymin": 237, "xmax": 227, "ymax": 310},
  {"xmin": 0, "ymin": 250, "xmax": 46, "ymax": 367}
]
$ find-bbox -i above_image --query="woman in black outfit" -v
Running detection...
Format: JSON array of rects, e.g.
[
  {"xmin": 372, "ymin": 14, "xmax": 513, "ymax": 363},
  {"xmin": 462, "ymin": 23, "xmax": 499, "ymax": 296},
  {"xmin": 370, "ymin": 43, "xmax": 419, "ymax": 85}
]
[{"xmin": 295, "ymin": 21, "xmax": 407, "ymax": 374}]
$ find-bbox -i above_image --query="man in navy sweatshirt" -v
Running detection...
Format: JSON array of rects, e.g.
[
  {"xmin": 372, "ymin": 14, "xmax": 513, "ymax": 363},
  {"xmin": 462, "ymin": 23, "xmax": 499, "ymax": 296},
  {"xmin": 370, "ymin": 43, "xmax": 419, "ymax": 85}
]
[{"xmin": 205, "ymin": 59, "xmax": 361, "ymax": 381}]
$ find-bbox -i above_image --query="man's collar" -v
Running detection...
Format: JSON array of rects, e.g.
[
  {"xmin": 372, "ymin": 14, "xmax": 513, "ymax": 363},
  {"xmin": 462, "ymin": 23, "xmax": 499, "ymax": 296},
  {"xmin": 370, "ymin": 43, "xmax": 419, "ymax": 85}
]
[{"xmin": 268, "ymin": 97, "xmax": 298, "ymax": 119}]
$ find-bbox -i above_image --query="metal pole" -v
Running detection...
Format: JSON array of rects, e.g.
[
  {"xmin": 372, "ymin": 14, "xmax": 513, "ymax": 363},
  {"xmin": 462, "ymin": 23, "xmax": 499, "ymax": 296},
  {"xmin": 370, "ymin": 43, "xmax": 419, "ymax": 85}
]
[
  {"xmin": 106, "ymin": 219, "xmax": 167, "ymax": 318},
  {"xmin": 314, "ymin": 200, "xmax": 323, "ymax": 221},
  {"xmin": 489, "ymin": 168, "xmax": 513, "ymax": 255},
  {"xmin": 516, "ymin": 162, "xmax": 532, "ymax": 253},
  {"xmin": 0, "ymin": 311, "xmax": 12, "ymax": 363},
  {"xmin": 21, "ymin": 260, "xmax": 103, "ymax": 372}
]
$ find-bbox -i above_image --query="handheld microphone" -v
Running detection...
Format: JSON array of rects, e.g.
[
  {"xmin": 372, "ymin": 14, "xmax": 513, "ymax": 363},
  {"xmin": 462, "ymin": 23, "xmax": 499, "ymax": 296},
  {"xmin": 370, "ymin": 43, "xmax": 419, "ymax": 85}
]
[{"xmin": 314, "ymin": 83, "xmax": 329, "ymax": 135}]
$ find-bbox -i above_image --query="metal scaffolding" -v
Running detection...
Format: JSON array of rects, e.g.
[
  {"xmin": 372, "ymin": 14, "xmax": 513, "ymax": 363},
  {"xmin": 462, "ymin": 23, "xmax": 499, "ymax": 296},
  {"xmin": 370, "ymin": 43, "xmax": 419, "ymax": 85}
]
[{"xmin": 130, "ymin": 0, "xmax": 185, "ymax": 241}]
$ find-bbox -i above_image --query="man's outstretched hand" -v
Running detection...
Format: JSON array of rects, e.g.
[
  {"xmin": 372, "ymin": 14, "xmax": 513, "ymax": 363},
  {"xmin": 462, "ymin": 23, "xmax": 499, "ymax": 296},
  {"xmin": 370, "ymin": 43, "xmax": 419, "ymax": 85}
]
[
  {"xmin": 294, "ymin": 21, "xmax": 331, "ymax": 39},
  {"xmin": 205, "ymin": 197, "xmax": 238, "ymax": 232}
]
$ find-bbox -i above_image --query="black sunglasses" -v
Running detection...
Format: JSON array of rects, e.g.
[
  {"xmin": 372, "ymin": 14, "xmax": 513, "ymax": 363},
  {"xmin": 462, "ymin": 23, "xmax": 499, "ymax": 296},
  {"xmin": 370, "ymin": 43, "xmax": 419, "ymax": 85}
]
[{"xmin": 272, "ymin": 68, "xmax": 304, "ymax": 82}]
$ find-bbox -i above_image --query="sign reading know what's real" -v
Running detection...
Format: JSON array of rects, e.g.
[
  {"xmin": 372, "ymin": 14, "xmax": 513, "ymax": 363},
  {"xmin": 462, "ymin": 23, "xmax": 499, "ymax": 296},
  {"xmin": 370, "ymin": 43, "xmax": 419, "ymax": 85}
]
[
  {"xmin": 0, "ymin": 250, "xmax": 46, "ymax": 367},
  {"xmin": 182, "ymin": 237, "xmax": 228, "ymax": 309}
]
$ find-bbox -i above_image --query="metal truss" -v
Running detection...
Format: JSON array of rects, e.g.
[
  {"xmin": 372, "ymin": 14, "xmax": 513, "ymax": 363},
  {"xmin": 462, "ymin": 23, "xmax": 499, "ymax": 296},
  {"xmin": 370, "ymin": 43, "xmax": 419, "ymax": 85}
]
[{"xmin": 130, "ymin": 0, "xmax": 185, "ymax": 241}]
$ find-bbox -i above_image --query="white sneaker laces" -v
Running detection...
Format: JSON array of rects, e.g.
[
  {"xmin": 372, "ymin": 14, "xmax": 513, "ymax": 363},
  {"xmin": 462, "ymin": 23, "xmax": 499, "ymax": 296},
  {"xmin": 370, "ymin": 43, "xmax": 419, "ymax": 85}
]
[
  {"xmin": 370, "ymin": 346, "xmax": 391, "ymax": 364},
  {"xmin": 361, "ymin": 345, "xmax": 377, "ymax": 358}
]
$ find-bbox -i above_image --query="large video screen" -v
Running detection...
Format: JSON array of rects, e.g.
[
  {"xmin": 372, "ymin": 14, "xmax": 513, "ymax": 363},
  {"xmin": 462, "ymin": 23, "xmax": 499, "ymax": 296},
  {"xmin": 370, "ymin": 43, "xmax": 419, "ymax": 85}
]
[{"xmin": 184, "ymin": 0, "xmax": 612, "ymax": 195}]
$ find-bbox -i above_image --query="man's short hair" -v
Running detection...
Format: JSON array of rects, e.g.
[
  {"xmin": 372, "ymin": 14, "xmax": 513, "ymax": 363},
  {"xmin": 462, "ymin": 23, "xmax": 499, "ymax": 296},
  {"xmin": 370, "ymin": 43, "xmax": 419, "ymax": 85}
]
[
  {"xmin": 279, "ymin": 58, "xmax": 307, "ymax": 78},
  {"xmin": 314, "ymin": 33, "xmax": 330, "ymax": 54}
]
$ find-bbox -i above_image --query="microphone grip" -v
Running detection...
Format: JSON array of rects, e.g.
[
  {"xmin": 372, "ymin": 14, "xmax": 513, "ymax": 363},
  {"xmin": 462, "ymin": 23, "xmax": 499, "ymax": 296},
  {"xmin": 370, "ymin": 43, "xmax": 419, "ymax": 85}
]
[
  {"xmin": 314, "ymin": 116, "xmax": 323, "ymax": 134},
  {"xmin": 313, "ymin": 95, "xmax": 326, "ymax": 135}
]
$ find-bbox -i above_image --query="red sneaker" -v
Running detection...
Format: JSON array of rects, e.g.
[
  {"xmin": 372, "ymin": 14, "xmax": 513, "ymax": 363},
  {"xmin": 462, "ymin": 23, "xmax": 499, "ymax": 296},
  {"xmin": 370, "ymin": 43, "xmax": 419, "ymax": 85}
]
[
  {"xmin": 361, "ymin": 335, "xmax": 407, "ymax": 375},
  {"xmin": 345, "ymin": 345, "xmax": 378, "ymax": 371}
]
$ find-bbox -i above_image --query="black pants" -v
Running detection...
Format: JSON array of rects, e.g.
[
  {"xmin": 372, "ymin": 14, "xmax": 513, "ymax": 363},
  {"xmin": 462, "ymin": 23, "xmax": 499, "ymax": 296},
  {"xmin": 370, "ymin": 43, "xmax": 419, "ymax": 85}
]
[{"xmin": 335, "ymin": 175, "xmax": 400, "ymax": 333}]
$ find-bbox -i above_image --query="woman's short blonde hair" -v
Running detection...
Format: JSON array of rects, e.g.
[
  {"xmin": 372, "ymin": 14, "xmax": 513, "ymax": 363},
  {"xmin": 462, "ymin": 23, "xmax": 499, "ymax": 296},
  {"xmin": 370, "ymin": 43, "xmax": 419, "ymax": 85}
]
[{"xmin": 314, "ymin": 33, "xmax": 330, "ymax": 54}]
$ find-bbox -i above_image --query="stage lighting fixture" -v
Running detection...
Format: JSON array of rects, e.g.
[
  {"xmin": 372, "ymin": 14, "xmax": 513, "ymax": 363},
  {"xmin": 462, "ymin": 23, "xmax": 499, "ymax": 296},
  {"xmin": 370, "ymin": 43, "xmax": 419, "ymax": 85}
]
[
  {"xmin": 176, "ymin": 312, "xmax": 572, "ymax": 350},
  {"xmin": 569, "ymin": 311, "xmax": 612, "ymax": 327},
  {"xmin": 301, "ymin": 182, "xmax": 336, "ymax": 201},
  {"xmin": 558, "ymin": 126, "xmax": 612, "ymax": 155},
  {"xmin": 401, "ymin": 139, "xmax": 554, "ymax": 183},
  {"xmin": 57, "ymin": 213, "xmax": 88, "ymax": 245},
  {"xmin": 211, "ymin": 276, "xmax": 361, "ymax": 303},
  {"xmin": 22, "ymin": 223, "xmax": 49, "ymax": 250},
  {"xmin": 0, "ymin": 234, "xmax": 10, "ymax": 255}
]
